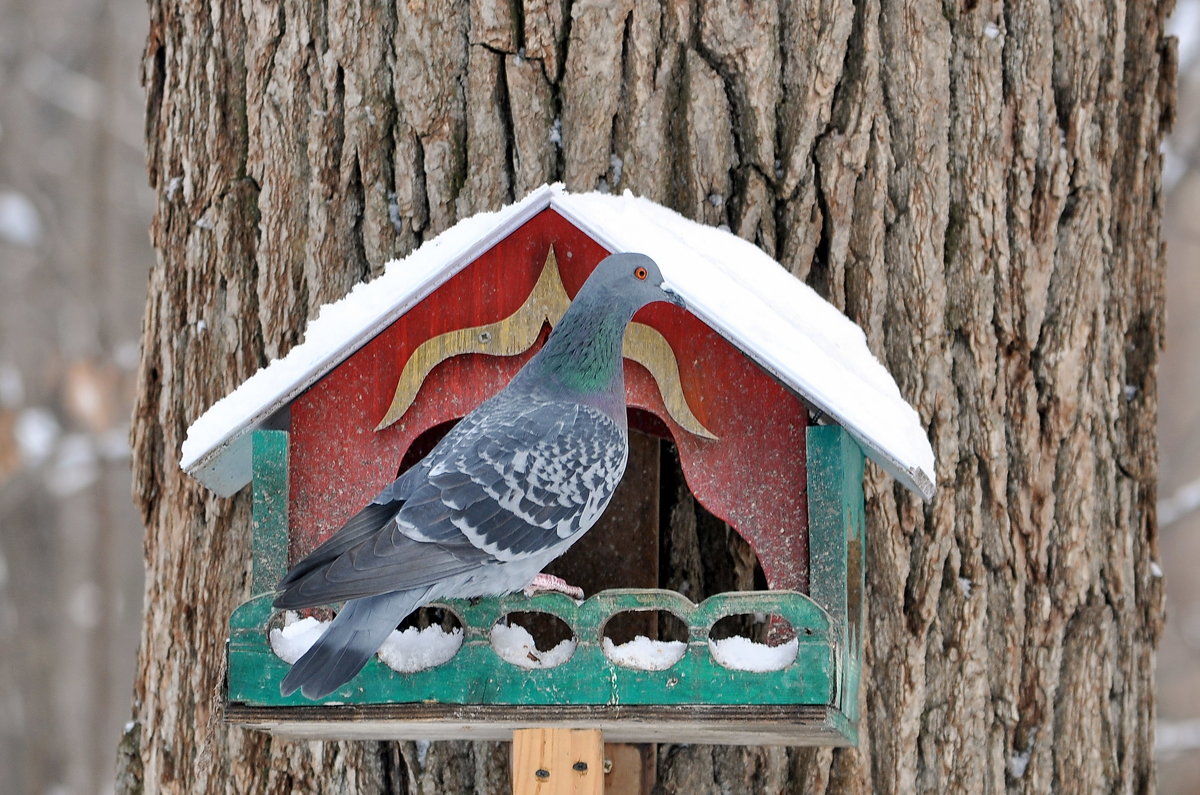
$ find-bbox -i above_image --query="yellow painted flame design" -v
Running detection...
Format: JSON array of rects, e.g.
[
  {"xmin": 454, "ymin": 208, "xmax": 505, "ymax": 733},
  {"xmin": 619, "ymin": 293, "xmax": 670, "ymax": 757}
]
[{"xmin": 376, "ymin": 247, "xmax": 717, "ymax": 440}]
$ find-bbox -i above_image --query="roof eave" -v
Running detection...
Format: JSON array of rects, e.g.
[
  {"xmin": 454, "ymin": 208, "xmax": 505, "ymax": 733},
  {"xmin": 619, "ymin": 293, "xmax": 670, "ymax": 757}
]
[{"xmin": 182, "ymin": 185, "xmax": 565, "ymax": 494}]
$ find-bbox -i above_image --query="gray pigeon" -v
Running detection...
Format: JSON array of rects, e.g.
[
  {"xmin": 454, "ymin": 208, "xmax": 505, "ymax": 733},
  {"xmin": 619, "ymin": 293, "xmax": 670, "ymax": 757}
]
[{"xmin": 274, "ymin": 252, "xmax": 683, "ymax": 698}]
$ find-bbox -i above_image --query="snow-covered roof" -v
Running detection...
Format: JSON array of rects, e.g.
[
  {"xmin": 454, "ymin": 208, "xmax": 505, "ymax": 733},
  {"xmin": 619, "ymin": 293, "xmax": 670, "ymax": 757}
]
[{"xmin": 182, "ymin": 184, "xmax": 936, "ymax": 499}]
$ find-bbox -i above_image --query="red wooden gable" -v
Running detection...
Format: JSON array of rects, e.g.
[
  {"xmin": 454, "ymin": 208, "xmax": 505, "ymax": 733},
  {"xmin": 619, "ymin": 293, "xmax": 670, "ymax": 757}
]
[{"xmin": 288, "ymin": 209, "xmax": 811, "ymax": 592}]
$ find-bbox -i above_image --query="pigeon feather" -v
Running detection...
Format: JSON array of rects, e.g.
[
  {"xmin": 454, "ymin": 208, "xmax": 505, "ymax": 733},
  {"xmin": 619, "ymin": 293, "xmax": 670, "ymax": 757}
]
[{"xmin": 274, "ymin": 252, "xmax": 682, "ymax": 698}]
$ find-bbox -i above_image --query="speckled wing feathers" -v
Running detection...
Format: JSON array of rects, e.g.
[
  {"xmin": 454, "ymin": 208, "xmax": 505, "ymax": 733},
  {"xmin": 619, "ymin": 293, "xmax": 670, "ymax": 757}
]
[
  {"xmin": 424, "ymin": 399, "xmax": 628, "ymax": 558},
  {"xmin": 272, "ymin": 395, "xmax": 627, "ymax": 609}
]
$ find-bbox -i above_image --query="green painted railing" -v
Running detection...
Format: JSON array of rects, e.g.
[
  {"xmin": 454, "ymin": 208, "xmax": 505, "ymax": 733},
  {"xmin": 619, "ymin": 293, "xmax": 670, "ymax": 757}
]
[
  {"xmin": 225, "ymin": 424, "xmax": 865, "ymax": 744},
  {"xmin": 230, "ymin": 588, "xmax": 835, "ymax": 707}
]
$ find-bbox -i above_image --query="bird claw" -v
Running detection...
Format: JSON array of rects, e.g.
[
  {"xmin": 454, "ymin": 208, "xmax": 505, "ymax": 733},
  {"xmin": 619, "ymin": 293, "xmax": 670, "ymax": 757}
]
[{"xmin": 523, "ymin": 573, "xmax": 585, "ymax": 601}]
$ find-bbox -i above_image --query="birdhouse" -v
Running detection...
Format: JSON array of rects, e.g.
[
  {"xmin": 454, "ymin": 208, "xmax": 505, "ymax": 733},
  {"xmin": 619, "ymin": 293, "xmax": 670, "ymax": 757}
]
[{"xmin": 182, "ymin": 184, "xmax": 934, "ymax": 746}]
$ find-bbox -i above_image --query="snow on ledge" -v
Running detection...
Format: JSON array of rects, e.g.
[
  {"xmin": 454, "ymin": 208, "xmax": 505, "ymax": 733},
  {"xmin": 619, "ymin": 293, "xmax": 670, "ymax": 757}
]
[
  {"xmin": 602, "ymin": 635, "xmax": 687, "ymax": 670},
  {"xmin": 708, "ymin": 635, "xmax": 799, "ymax": 672},
  {"xmin": 490, "ymin": 622, "xmax": 576, "ymax": 668},
  {"xmin": 269, "ymin": 612, "xmax": 464, "ymax": 674}
]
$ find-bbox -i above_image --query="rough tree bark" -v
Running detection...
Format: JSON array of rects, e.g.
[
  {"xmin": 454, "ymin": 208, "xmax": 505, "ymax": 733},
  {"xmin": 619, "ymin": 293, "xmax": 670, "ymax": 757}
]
[{"xmin": 121, "ymin": 0, "xmax": 1174, "ymax": 792}]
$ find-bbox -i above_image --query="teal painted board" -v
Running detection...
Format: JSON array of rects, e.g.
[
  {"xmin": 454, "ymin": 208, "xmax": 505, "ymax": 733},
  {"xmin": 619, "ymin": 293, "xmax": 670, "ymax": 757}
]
[
  {"xmin": 230, "ymin": 589, "xmax": 837, "ymax": 708},
  {"xmin": 805, "ymin": 424, "xmax": 865, "ymax": 730},
  {"xmin": 251, "ymin": 430, "xmax": 289, "ymax": 595}
]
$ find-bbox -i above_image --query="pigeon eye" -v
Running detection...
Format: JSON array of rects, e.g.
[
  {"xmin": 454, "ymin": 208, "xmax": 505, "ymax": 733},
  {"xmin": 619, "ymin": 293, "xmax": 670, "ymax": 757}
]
[{"xmin": 634, "ymin": 267, "xmax": 648, "ymax": 280}]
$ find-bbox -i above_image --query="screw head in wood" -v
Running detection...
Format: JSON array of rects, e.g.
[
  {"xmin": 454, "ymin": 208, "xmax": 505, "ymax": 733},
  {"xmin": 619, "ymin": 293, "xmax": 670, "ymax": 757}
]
[
  {"xmin": 535, "ymin": 768, "xmax": 550, "ymax": 779},
  {"xmin": 572, "ymin": 761, "xmax": 588, "ymax": 772}
]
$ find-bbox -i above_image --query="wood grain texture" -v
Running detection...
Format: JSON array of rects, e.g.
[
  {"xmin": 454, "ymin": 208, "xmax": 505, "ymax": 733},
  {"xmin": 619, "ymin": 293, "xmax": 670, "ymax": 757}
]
[
  {"xmin": 128, "ymin": 0, "xmax": 1172, "ymax": 791},
  {"xmin": 511, "ymin": 728, "xmax": 603, "ymax": 795},
  {"xmin": 222, "ymin": 702, "xmax": 841, "ymax": 745}
]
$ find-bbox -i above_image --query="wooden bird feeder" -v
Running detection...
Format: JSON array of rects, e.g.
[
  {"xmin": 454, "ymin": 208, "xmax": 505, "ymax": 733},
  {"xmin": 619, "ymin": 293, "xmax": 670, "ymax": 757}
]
[{"xmin": 182, "ymin": 185, "xmax": 935, "ymax": 748}]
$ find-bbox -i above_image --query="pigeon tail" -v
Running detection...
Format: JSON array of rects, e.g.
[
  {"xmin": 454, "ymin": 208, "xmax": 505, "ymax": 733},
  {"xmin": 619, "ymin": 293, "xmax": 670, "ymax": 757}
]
[
  {"xmin": 279, "ymin": 587, "xmax": 433, "ymax": 699},
  {"xmin": 274, "ymin": 500, "xmax": 403, "ymax": 606}
]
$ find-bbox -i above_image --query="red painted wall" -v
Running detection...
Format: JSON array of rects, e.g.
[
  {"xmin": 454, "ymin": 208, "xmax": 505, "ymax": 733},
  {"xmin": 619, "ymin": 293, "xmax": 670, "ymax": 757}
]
[{"xmin": 288, "ymin": 209, "xmax": 811, "ymax": 591}]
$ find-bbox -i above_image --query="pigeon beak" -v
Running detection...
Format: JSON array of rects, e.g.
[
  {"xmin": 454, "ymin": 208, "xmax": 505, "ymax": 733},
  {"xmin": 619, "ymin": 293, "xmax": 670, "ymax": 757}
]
[{"xmin": 661, "ymin": 283, "xmax": 687, "ymax": 309}]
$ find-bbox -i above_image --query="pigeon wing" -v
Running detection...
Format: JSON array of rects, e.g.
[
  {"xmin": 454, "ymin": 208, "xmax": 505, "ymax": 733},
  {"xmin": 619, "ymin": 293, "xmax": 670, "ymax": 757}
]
[
  {"xmin": 276, "ymin": 397, "xmax": 628, "ymax": 606},
  {"xmin": 419, "ymin": 400, "xmax": 630, "ymax": 558}
]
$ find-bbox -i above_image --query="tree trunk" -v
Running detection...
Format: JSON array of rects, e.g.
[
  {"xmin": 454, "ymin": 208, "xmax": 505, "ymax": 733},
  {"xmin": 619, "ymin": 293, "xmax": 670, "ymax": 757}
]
[{"xmin": 123, "ymin": 0, "xmax": 1173, "ymax": 791}]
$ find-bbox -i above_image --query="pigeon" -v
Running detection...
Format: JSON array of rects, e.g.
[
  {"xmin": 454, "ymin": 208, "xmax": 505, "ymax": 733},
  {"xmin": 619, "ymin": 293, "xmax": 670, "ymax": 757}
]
[{"xmin": 274, "ymin": 252, "xmax": 684, "ymax": 698}]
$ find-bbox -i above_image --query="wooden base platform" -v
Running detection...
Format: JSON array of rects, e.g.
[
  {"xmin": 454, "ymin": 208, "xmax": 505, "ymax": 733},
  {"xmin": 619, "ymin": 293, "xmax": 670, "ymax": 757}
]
[{"xmin": 224, "ymin": 702, "xmax": 853, "ymax": 745}]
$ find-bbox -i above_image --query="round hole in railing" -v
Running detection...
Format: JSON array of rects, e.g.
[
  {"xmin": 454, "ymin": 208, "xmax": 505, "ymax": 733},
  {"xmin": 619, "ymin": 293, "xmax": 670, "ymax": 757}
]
[
  {"xmin": 707, "ymin": 613, "xmax": 800, "ymax": 672},
  {"xmin": 491, "ymin": 611, "xmax": 576, "ymax": 669},
  {"xmin": 377, "ymin": 606, "xmax": 465, "ymax": 673},
  {"xmin": 269, "ymin": 608, "xmax": 334, "ymax": 665},
  {"xmin": 601, "ymin": 609, "xmax": 689, "ymax": 670}
]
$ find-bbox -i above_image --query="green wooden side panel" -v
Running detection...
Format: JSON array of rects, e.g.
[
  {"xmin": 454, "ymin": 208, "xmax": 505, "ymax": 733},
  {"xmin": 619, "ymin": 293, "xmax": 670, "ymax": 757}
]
[
  {"xmin": 805, "ymin": 424, "xmax": 866, "ymax": 732},
  {"xmin": 251, "ymin": 430, "xmax": 289, "ymax": 596}
]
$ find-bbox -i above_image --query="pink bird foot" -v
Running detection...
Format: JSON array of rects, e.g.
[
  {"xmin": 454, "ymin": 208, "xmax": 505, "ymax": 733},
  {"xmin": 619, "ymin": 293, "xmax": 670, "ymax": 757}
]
[{"xmin": 523, "ymin": 573, "xmax": 585, "ymax": 600}]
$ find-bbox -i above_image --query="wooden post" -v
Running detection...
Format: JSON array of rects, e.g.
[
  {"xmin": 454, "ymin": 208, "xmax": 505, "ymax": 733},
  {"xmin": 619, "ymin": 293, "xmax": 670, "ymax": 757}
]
[
  {"xmin": 512, "ymin": 729, "xmax": 604, "ymax": 795},
  {"xmin": 603, "ymin": 743, "xmax": 655, "ymax": 793}
]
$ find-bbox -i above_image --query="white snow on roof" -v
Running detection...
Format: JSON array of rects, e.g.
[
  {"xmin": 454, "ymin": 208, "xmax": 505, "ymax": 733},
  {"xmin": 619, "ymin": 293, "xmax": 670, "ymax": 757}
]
[
  {"xmin": 180, "ymin": 187, "xmax": 561, "ymax": 495},
  {"xmin": 182, "ymin": 183, "xmax": 935, "ymax": 498}
]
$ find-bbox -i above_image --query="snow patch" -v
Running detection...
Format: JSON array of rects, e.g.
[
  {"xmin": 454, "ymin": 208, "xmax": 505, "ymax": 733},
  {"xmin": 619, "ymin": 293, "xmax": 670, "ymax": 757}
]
[
  {"xmin": 269, "ymin": 612, "xmax": 464, "ymax": 673},
  {"xmin": 708, "ymin": 636, "xmax": 798, "ymax": 672},
  {"xmin": 0, "ymin": 189, "xmax": 42, "ymax": 247},
  {"xmin": 15, "ymin": 407, "xmax": 59, "ymax": 464},
  {"xmin": 270, "ymin": 614, "xmax": 326, "ymax": 664},
  {"xmin": 388, "ymin": 191, "xmax": 404, "ymax": 234},
  {"xmin": 602, "ymin": 635, "xmax": 687, "ymax": 670},
  {"xmin": 1008, "ymin": 749, "xmax": 1030, "ymax": 778},
  {"xmin": 609, "ymin": 154, "xmax": 624, "ymax": 187},
  {"xmin": 1169, "ymin": 0, "xmax": 1200, "ymax": 67},
  {"xmin": 377, "ymin": 624, "xmax": 463, "ymax": 672},
  {"xmin": 1158, "ymin": 718, "xmax": 1200, "ymax": 754},
  {"xmin": 490, "ymin": 622, "xmax": 576, "ymax": 668},
  {"xmin": 1008, "ymin": 730, "xmax": 1036, "ymax": 778}
]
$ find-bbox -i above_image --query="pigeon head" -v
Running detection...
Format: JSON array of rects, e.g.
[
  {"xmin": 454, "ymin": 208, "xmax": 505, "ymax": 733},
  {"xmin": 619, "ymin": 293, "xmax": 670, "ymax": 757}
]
[
  {"xmin": 524, "ymin": 252, "xmax": 683, "ymax": 398},
  {"xmin": 575, "ymin": 252, "xmax": 685, "ymax": 314}
]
